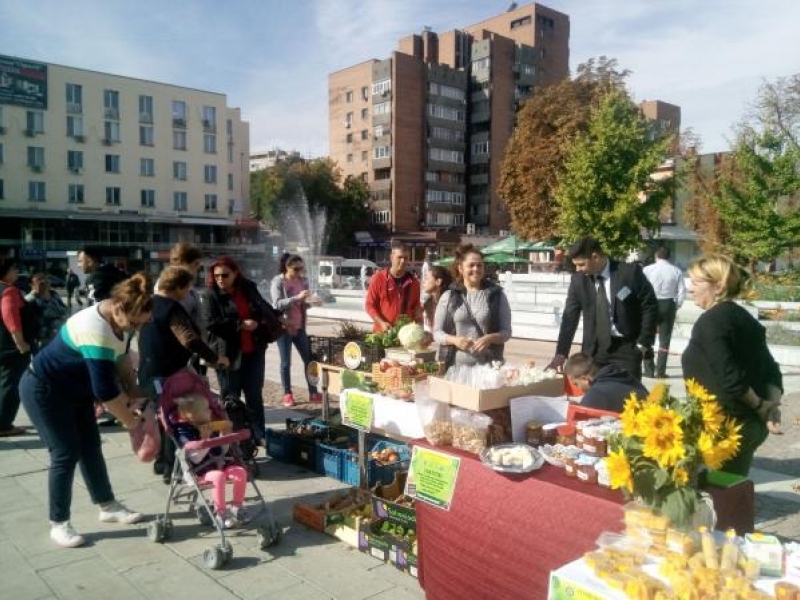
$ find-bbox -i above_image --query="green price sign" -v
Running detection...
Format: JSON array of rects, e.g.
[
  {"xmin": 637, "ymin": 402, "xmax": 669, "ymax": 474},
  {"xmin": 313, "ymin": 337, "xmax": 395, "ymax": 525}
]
[
  {"xmin": 406, "ymin": 447, "xmax": 461, "ymax": 510},
  {"xmin": 343, "ymin": 391, "xmax": 374, "ymax": 431}
]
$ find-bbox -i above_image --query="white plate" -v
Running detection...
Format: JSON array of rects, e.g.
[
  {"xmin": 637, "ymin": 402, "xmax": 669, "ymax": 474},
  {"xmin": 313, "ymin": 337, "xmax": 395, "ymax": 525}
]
[
  {"xmin": 479, "ymin": 443, "xmax": 545, "ymax": 474},
  {"xmin": 539, "ymin": 444, "xmax": 583, "ymax": 468}
]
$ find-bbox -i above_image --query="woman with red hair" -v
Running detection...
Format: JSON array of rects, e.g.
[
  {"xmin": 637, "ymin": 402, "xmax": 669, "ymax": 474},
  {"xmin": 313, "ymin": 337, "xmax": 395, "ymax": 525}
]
[{"xmin": 202, "ymin": 257, "xmax": 272, "ymax": 446}]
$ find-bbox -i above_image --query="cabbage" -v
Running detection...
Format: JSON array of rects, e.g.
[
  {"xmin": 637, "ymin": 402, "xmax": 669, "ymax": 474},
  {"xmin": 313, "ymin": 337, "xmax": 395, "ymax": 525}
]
[{"xmin": 397, "ymin": 323, "xmax": 426, "ymax": 350}]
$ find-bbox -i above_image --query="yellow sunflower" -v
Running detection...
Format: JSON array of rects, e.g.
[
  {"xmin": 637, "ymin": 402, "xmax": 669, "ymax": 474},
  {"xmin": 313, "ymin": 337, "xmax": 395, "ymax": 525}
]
[
  {"xmin": 698, "ymin": 431, "xmax": 727, "ymax": 470},
  {"xmin": 685, "ymin": 379, "xmax": 717, "ymax": 404},
  {"xmin": 620, "ymin": 395, "xmax": 643, "ymax": 437},
  {"xmin": 643, "ymin": 427, "xmax": 686, "ymax": 469},
  {"xmin": 700, "ymin": 401, "xmax": 724, "ymax": 436},
  {"xmin": 647, "ymin": 382, "xmax": 670, "ymax": 404},
  {"xmin": 606, "ymin": 448, "xmax": 634, "ymax": 493},
  {"xmin": 673, "ymin": 467, "xmax": 690, "ymax": 487}
]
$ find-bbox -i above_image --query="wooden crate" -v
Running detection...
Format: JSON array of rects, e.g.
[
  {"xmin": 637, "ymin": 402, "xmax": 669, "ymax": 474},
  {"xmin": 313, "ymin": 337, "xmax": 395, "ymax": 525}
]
[{"xmin": 370, "ymin": 363, "xmax": 427, "ymax": 391}]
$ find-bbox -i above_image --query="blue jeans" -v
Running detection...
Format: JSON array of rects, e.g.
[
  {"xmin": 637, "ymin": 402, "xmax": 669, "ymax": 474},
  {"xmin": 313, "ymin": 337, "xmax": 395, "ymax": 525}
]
[
  {"xmin": 216, "ymin": 350, "xmax": 266, "ymax": 443},
  {"xmin": 276, "ymin": 330, "xmax": 317, "ymax": 395},
  {"xmin": 19, "ymin": 370, "xmax": 114, "ymax": 522}
]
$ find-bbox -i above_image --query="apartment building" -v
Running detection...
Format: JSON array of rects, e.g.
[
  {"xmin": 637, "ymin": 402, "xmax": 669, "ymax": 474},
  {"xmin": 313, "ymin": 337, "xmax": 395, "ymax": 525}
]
[
  {"xmin": 328, "ymin": 2, "xmax": 569, "ymax": 259},
  {"xmin": 0, "ymin": 54, "xmax": 259, "ymax": 277}
]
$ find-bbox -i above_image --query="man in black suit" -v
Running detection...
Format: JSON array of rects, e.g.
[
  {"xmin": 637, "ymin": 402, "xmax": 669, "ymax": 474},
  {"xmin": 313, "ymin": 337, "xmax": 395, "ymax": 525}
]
[{"xmin": 546, "ymin": 237, "xmax": 658, "ymax": 380}]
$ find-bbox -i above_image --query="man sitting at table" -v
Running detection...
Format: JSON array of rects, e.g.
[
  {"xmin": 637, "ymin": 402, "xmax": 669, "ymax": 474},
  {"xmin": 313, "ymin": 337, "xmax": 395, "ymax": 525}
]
[{"xmin": 564, "ymin": 353, "xmax": 648, "ymax": 413}]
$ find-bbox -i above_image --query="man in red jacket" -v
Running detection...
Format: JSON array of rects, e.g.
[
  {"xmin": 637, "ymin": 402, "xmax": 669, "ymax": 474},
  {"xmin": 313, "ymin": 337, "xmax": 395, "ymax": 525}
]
[{"xmin": 365, "ymin": 241, "xmax": 422, "ymax": 332}]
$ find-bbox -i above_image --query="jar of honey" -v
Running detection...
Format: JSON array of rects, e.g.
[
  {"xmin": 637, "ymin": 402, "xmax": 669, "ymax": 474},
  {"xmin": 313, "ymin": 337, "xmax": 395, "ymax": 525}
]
[{"xmin": 525, "ymin": 420, "xmax": 544, "ymax": 447}]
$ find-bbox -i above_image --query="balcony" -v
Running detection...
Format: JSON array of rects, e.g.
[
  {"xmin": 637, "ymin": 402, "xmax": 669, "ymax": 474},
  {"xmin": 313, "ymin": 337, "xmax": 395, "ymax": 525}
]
[
  {"xmin": 172, "ymin": 118, "xmax": 187, "ymax": 129},
  {"xmin": 139, "ymin": 113, "xmax": 153, "ymax": 124},
  {"xmin": 67, "ymin": 103, "xmax": 82, "ymax": 115},
  {"xmin": 104, "ymin": 108, "xmax": 119, "ymax": 120},
  {"xmin": 371, "ymin": 178, "xmax": 392, "ymax": 191},
  {"xmin": 73, "ymin": 134, "xmax": 86, "ymax": 143}
]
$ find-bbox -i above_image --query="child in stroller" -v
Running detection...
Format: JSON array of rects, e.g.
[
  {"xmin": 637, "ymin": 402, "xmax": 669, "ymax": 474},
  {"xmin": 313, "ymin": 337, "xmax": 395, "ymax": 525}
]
[
  {"xmin": 147, "ymin": 369, "xmax": 281, "ymax": 568},
  {"xmin": 172, "ymin": 393, "xmax": 248, "ymax": 529}
]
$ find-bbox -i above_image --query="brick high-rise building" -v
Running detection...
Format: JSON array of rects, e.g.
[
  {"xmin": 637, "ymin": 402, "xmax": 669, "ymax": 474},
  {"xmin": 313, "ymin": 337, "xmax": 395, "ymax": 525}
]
[{"xmin": 329, "ymin": 2, "xmax": 570, "ymax": 261}]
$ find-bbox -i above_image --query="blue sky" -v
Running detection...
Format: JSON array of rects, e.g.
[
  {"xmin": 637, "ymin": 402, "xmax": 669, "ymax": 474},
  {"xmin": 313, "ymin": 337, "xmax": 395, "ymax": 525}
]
[{"xmin": 2, "ymin": 0, "xmax": 798, "ymax": 157}]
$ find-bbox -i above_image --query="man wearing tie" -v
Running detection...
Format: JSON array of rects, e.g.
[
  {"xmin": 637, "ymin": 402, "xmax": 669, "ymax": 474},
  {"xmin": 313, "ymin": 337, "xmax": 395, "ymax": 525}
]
[{"xmin": 546, "ymin": 237, "xmax": 658, "ymax": 380}]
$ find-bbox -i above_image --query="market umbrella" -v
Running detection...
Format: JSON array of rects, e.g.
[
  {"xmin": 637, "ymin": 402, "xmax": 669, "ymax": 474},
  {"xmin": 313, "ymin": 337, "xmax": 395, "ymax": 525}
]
[
  {"xmin": 483, "ymin": 252, "xmax": 529, "ymax": 265},
  {"xmin": 480, "ymin": 235, "xmax": 537, "ymax": 255},
  {"xmin": 528, "ymin": 240, "xmax": 557, "ymax": 251}
]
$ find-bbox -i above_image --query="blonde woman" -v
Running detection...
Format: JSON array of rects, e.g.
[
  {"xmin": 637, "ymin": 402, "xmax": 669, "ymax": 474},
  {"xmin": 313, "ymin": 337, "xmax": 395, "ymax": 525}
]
[{"xmin": 681, "ymin": 254, "xmax": 783, "ymax": 476}]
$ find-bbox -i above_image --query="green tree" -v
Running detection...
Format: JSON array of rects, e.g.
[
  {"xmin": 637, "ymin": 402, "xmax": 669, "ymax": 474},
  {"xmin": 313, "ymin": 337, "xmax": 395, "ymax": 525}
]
[
  {"xmin": 498, "ymin": 57, "xmax": 629, "ymax": 241},
  {"xmin": 554, "ymin": 88, "xmax": 674, "ymax": 257},
  {"xmin": 710, "ymin": 75, "xmax": 800, "ymax": 265}
]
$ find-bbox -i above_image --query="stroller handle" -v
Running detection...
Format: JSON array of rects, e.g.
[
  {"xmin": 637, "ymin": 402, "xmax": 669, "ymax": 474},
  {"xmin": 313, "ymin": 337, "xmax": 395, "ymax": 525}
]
[{"xmin": 182, "ymin": 429, "xmax": 250, "ymax": 451}]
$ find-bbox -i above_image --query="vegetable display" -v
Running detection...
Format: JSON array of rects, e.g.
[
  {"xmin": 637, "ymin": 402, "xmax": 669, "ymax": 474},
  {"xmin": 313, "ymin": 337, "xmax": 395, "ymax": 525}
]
[{"xmin": 364, "ymin": 315, "xmax": 413, "ymax": 348}]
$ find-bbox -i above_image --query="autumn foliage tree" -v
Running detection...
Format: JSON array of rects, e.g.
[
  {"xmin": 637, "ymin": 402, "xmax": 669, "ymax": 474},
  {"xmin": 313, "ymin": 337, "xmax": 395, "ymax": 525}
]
[
  {"xmin": 499, "ymin": 57, "xmax": 643, "ymax": 244},
  {"xmin": 555, "ymin": 88, "xmax": 675, "ymax": 257}
]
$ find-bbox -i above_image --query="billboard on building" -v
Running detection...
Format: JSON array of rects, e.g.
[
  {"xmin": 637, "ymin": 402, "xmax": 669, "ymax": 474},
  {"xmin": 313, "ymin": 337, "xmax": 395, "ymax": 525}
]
[{"xmin": 0, "ymin": 55, "xmax": 48, "ymax": 109}]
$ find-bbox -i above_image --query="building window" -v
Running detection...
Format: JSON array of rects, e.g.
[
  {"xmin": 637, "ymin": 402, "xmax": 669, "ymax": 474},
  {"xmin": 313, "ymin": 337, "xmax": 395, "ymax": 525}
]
[
  {"xmin": 173, "ymin": 130, "xmax": 187, "ymax": 150},
  {"xmin": 204, "ymin": 193, "xmax": 218, "ymax": 211},
  {"xmin": 26, "ymin": 111, "xmax": 44, "ymax": 135},
  {"xmin": 428, "ymin": 82, "xmax": 466, "ymax": 101},
  {"xmin": 67, "ymin": 116, "xmax": 84, "ymax": 138},
  {"xmin": 105, "ymin": 154, "xmax": 121, "ymax": 173},
  {"xmin": 139, "ymin": 95, "xmax": 154, "ymax": 123},
  {"xmin": 203, "ymin": 133, "xmax": 217, "ymax": 153},
  {"xmin": 172, "ymin": 100, "xmax": 187, "ymax": 127},
  {"xmin": 361, "ymin": 86, "xmax": 369, "ymax": 101},
  {"xmin": 105, "ymin": 186, "xmax": 121, "ymax": 206},
  {"xmin": 0, "ymin": 143, "xmax": 3, "ymax": 164},
  {"xmin": 104, "ymin": 121, "xmax": 121, "ymax": 143},
  {"xmin": 346, "ymin": 153, "xmax": 353, "ymax": 163},
  {"xmin": 361, "ymin": 107, "xmax": 368, "ymax": 120},
  {"xmin": 472, "ymin": 57, "xmax": 490, "ymax": 72},
  {"xmin": 29, "ymin": 181, "xmax": 46, "ymax": 202},
  {"xmin": 427, "ymin": 104, "xmax": 465, "ymax": 122},
  {"xmin": 173, "ymin": 161, "xmax": 187, "ymax": 180},
  {"xmin": 202, "ymin": 105, "xmax": 217, "ymax": 130},
  {"xmin": 0, "ymin": 179, "xmax": 3, "ymax": 199},
  {"xmin": 373, "ymin": 101, "xmax": 391, "ymax": 116},
  {"xmin": 346, "ymin": 133, "xmax": 353, "ymax": 144},
  {"xmin": 510, "ymin": 15, "xmax": 532, "ymax": 29},
  {"xmin": 27, "ymin": 146, "xmax": 45, "ymax": 170},
  {"xmin": 429, "ymin": 147, "xmax": 464, "ymax": 163},
  {"xmin": 345, "ymin": 91, "xmax": 353, "ymax": 103},
  {"xmin": 372, "ymin": 79, "xmax": 391, "ymax": 96},
  {"xmin": 344, "ymin": 112, "xmax": 353, "ymax": 128},
  {"xmin": 139, "ymin": 126, "xmax": 154, "ymax": 146},
  {"xmin": 361, "ymin": 130, "xmax": 368, "ymax": 140},
  {"xmin": 68, "ymin": 183, "xmax": 84, "ymax": 204},
  {"xmin": 361, "ymin": 150, "xmax": 368, "ymax": 162},
  {"xmin": 104, "ymin": 89, "xmax": 120, "ymax": 119},
  {"xmin": 472, "ymin": 140, "xmax": 490, "ymax": 155},
  {"xmin": 204, "ymin": 164, "xmax": 217, "ymax": 183},
  {"xmin": 140, "ymin": 158, "xmax": 155, "ymax": 177},
  {"xmin": 141, "ymin": 189, "xmax": 155, "ymax": 208},
  {"xmin": 374, "ymin": 146, "xmax": 391, "ymax": 159},
  {"xmin": 371, "ymin": 210, "xmax": 391, "ymax": 224},
  {"xmin": 67, "ymin": 150, "xmax": 83, "ymax": 173},
  {"xmin": 66, "ymin": 83, "xmax": 82, "ymax": 113},
  {"xmin": 227, "ymin": 173, "xmax": 234, "ymax": 191},
  {"xmin": 173, "ymin": 191, "xmax": 188, "ymax": 211},
  {"xmin": 374, "ymin": 124, "xmax": 385, "ymax": 138}
]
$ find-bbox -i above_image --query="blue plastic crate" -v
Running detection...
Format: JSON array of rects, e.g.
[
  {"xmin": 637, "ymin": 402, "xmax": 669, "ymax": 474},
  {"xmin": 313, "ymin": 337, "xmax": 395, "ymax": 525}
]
[
  {"xmin": 265, "ymin": 427, "xmax": 298, "ymax": 463},
  {"xmin": 341, "ymin": 440, "xmax": 410, "ymax": 487},
  {"xmin": 315, "ymin": 441, "xmax": 346, "ymax": 480}
]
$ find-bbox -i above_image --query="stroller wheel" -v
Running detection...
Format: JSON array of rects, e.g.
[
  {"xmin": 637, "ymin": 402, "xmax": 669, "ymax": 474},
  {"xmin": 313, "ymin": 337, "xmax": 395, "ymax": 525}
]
[
  {"xmin": 196, "ymin": 506, "xmax": 213, "ymax": 527},
  {"xmin": 203, "ymin": 545, "xmax": 229, "ymax": 570},
  {"xmin": 257, "ymin": 521, "xmax": 282, "ymax": 550},
  {"xmin": 147, "ymin": 520, "xmax": 165, "ymax": 543}
]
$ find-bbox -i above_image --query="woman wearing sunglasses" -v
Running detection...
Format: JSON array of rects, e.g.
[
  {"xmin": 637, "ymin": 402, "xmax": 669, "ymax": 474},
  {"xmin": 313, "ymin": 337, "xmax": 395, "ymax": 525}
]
[{"xmin": 203, "ymin": 256, "xmax": 272, "ymax": 446}]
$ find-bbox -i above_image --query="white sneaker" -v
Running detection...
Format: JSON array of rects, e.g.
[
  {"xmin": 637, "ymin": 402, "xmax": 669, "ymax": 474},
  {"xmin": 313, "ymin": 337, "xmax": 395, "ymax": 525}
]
[
  {"xmin": 50, "ymin": 521, "xmax": 85, "ymax": 548},
  {"xmin": 98, "ymin": 500, "xmax": 143, "ymax": 524},
  {"xmin": 225, "ymin": 506, "xmax": 248, "ymax": 529}
]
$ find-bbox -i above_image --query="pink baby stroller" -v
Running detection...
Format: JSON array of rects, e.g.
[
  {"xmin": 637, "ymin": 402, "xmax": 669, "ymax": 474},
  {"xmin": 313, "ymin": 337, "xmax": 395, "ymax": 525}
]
[{"xmin": 146, "ymin": 369, "xmax": 281, "ymax": 568}]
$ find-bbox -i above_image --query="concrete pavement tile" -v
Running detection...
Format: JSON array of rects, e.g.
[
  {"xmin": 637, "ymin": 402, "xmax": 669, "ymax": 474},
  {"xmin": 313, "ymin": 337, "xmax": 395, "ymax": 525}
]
[
  {"xmin": 365, "ymin": 562, "xmax": 424, "ymax": 598},
  {"xmin": 118, "ymin": 555, "xmax": 243, "ymax": 600},
  {"xmin": 750, "ymin": 467, "xmax": 800, "ymax": 504},
  {"xmin": 214, "ymin": 561, "xmax": 305, "ymax": 599},
  {"xmin": 0, "ymin": 474, "xmax": 45, "ymax": 514},
  {"xmin": 251, "ymin": 581, "xmax": 336, "ymax": 600},
  {"xmin": 38, "ymin": 555, "xmax": 148, "ymax": 600},
  {"xmin": 0, "ymin": 547, "xmax": 53, "ymax": 600},
  {"xmin": 0, "ymin": 444, "xmax": 48, "ymax": 477}
]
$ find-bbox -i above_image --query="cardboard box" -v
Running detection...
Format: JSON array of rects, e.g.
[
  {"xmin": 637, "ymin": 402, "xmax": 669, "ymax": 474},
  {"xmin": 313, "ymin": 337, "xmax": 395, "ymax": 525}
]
[
  {"xmin": 292, "ymin": 490, "xmax": 368, "ymax": 532},
  {"xmin": 428, "ymin": 376, "xmax": 565, "ymax": 411},
  {"xmin": 744, "ymin": 533, "xmax": 784, "ymax": 577},
  {"xmin": 371, "ymin": 471, "xmax": 416, "ymax": 529},
  {"xmin": 325, "ymin": 514, "xmax": 367, "ymax": 549},
  {"xmin": 548, "ymin": 560, "xmax": 625, "ymax": 600}
]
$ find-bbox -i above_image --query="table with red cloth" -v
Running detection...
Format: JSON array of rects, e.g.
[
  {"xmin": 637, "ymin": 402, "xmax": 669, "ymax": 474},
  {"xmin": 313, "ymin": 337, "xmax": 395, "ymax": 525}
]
[
  {"xmin": 413, "ymin": 440, "xmax": 625, "ymax": 600},
  {"xmin": 412, "ymin": 440, "xmax": 755, "ymax": 600}
]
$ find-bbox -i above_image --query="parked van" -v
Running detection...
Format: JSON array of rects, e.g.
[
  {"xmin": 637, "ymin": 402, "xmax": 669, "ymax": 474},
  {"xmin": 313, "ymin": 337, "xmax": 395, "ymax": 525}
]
[{"xmin": 317, "ymin": 257, "xmax": 378, "ymax": 289}]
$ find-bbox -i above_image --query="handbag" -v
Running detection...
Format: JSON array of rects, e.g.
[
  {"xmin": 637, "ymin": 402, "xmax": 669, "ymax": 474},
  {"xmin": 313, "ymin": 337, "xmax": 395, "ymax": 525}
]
[{"xmin": 128, "ymin": 404, "xmax": 161, "ymax": 463}]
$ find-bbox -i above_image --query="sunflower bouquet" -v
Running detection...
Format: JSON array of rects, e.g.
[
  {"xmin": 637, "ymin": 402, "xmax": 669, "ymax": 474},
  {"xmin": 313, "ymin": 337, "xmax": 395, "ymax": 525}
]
[{"xmin": 606, "ymin": 380, "xmax": 742, "ymax": 530}]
